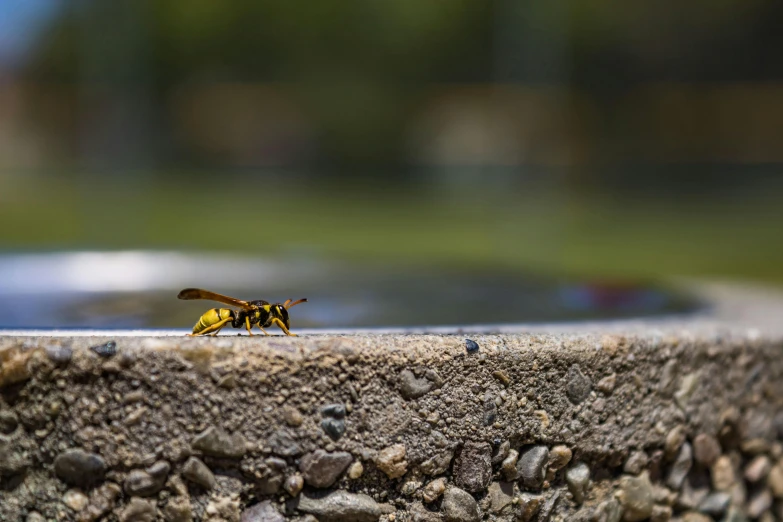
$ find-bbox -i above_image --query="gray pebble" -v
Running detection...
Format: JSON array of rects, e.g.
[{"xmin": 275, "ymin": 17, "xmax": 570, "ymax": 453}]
[
  {"xmin": 665, "ymin": 442, "xmax": 692, "ymax": 490},
  {"xmin": 454, "ymin": 441, "xmax": 492, "ymax": 493},
  {"xmin": 517, "ymin": 445, "xmax": 549, "ymax": 489},
  {"xmin": 124, "ymin": 470, "xmax": 162, "ymax": 497},
  {"xmin": 565, "ymin": 462, "xmax": 590, "ymax": 505},
  {"xmin": 487, "ymin": 481, "xmax": 514, "ymax": 515},
  {"xmin": 191, "ymin": 426, "xmax": 247, "ymax": 458},
  {"xmin": 119, "ymin": 497, "xmax": 156, "ymax": 522},
  {"xmin": 257, "ymin": 457, "xmax": 286, "ymax": 494},
  {"xmin": 54, "ymin": 449, "xmax": 106, "ymax": 487},
  {"xmin": 566, "ymin": 365, "xmax": 591, "ymax": 404},
  {"xmin": 44, "ymin": 344, "xmax": 72, "ymax": 364},
  {"xmin": 182, "ymin": 456, "xmax": 216, "ymax": 490},
  {"xmin": 321, "ymin": 403, "xmax": 346, "ymax": 419},
  {"xmin": 321, "ymin": 417, "xmax": 346, "ymax": 441},
  {"xmin": 297, "ymin": 489, "xmax": 381, "ymax": 522},
  {"xmin": 299, "ymin": 449, "xmax": 353, "ymax": 488},
  {"xmin": 697, "ymin": 492, "xmax": 731, "ymax": 517},
  {"xmin": 650, "ymin": 504, "xmax": 672, "ymax": 522},
  {"xmin": 483, "ymin": 396, "xmax": 497, "ymax": 426},
  {"xmin": 747, "ymin": 489, "xmax": 772, "ymax": 519},
  {"xmin": 240, "ymin": 500, "xmax": 285, "ymax": 522},
  {"xmin": 677, "ymin": 480, "xmax": 709, "ymax": 510},
  {"xmin": 538, "ymin": 490, "xmax": 561, "ymax": 522},
  {"xmin": 420, "ymin": 449, "xmax": 454, "ymax": 476},
  {"xmin": 465, "ymin": 339, "xmax": 479, "ymax": 353},
  {"xmin": 623, "ymin": 451, "xmax": 649, "ymax": 475},
  {"xmin": 442, "ymin": 486, "xmax": 481, "ymax": 522},
  {"xmin": 0, "ymin": 410, "xmax": 19, "ymax": 435},
  {"xmin": 617, "ymin": 472, "xmax": 654, "ymax": 522},
  {"xmin": 399, "ymin": 370, "xmax": 434, "ymax": 399},
  {"xmin": 267, "ymin": 429, "xmax": 303, "ymax": 457},
  {"xmin": 491, "ymin": 440, "xmax": 510, "ymax": 465},
  {"xmin": 90, "ymin": 340, "xmax": 117, "ymax": 357},
  {"xmin": 595, "ymin": 498, "xmax": 623, "ymax": 522},
  {"xmin": 124, "ymin": 460, "xmax": 169, "ymax": 496}
]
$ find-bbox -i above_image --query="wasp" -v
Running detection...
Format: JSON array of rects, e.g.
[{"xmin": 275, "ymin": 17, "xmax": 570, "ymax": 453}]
[{"xmin": 177, "ymin": 288, "xmax": 307, "ymax": 336}]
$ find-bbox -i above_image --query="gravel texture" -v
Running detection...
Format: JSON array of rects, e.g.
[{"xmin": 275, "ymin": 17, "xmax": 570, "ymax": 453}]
[{"xmin": 2, "ymin": 284, "xmax": 783, "ymax": 521}]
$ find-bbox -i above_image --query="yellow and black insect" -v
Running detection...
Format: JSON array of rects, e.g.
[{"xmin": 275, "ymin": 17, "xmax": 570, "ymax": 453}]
[{"xmin": 177, "ymin": 288, "xmax": 307, "ymax": 337}]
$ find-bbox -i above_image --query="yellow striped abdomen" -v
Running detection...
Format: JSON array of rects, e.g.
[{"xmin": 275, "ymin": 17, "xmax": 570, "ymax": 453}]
[{"xmin": 192, "ymin": 308, "xmax": 234, "ymax": 334}]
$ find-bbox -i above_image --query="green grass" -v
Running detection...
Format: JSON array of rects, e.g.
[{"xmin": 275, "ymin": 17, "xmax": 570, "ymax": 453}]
[{"xmin": 2, "ymin": 175, "xmax": 783, "ymax": 283}]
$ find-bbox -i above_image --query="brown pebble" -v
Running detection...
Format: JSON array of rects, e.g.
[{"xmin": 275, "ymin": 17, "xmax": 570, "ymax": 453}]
[
  {"xmin": 745, "ymin": 455, "xmax": 771, "ymax": 483},
  {"xmin": 711, "ymin": 456, "xmax": 736, "ymax": 491},
  {"xmin": 664, "ymin": 425, "xmax": 687, "ymax": 461},
  {"xmin": 692, "ymin": 433, "xmax": 721, "ymax": 467}
]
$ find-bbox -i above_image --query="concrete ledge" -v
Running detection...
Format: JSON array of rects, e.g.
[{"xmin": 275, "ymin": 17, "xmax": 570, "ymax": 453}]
[{"xmin": 2, "ymin": 283, "xmax": 783, "ymax": 521}]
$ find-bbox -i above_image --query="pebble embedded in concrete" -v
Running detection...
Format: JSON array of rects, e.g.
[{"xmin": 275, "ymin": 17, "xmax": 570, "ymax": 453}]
[
  {"xmin": 487, "ymin": 481, "xmax": 514, "ymax": 515},
  {"xmin": 191, "ymin": 426, "xmax": 247, "ymax": 458},
  {"xmin": 399, "ymin": 369, "xmax": 434, "ymax": 399},
  {"xmin": 711, "ymin": 455, "xmax": 736, "ymax": 491},
  {"xmin": 62, "ymin": 489, "xmax": 89, "ymax": 512},
  {"xmin": 297, "ymin": 490, "xmax": 382, "ymax": 522},
  {"xmin": 566, "ymin": 364, "xmax": 592, "ymax": 404},
  {"xmin": 744, "ymin": 454, "xmax": 771, "ymax": 483},
  {"xmin": 698, "ymin": 491, "xmax": 731, "ymax": 517},
  {"xmin": 517, "ymin": 445, "xmax": 549, "ymax": 489},
  {"xmin": 299, "ymin": 449, "xmax": 353, "ymax": 488},
  {"xmin": 548, "ymin": 445, "xmax": 572, "ymax": 471},
  {"xmin": 347, "ymin": 460, "xmax": 364, "ymax": 479},
  {"xmin": 517, "ymin": 493, "xmax": 544, "ymax": 522},
  {"xmin": 566, "ymin": 462, "xmax": 591, "ymax": 505},
  {"xmin": 623, "ymin": 451, "xmax": 649, "ymax": 475},
  {"xmin": 240, "ymin": 500, "xmax": 285, "ymax": 522},
  {"xmin": 664, "ymin": 425, "xmax": 687, "ymax": 461},
  {"xmin": 665, "ymin": 442, "xmax": 693, "ymax": 490},
  {"xmin": 692, "ymin": 433, "xmax": 721, "ymax": 467},
  {"xmin": 182, "ymin": 456, "xmax": 216, "ymax": 490},
  {"xmin": 617, "ymin": 472, "xmax": 654, "ymax": 522},
  {"xmin": 422, "ymin": 477, "xmax": 447, "ymax": 503},
  {"xmin": 502, "ymin": 449, "xmax": 519, "ymax": 481},
  {"xmin": 284, "ymin": 474, "xmax": 304, "ymax": 497},
  {"xmin": 54, "ymin": 449, "xmax": 106, "ymax": 487},
  {"xmin": 124, "ymin": 460, "xmax": 170, "ymax": 497},
  {"xmin": 747, "ymin": 489, "xmax": 773, "ymax": 519},
  {"xmin": 376, "ymin": 444, "xmax": 408, "ymax": 479},
  {"xmin": 454, "ymin": 441, "xmax": 492, "ymax": 493},
  {"xmin": 442, "ymin": 486, "xmax": 481, "ymax": 522}
]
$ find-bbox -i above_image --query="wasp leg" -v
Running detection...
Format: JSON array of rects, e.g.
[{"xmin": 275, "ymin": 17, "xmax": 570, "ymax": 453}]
[
  {"xmin": 194, "ymin": 317, "xmax": 233, "ymax": 336},
  {"xmin": 256, "ymin": 324, "xmax": 271, "ymax": 336},
  {"xmin": 244, "ymin": 316, "xmax": 255, "ymax": 336},
  {"xmin": 272, "ymin": 318, "xmax": 297, "ymax": 336}
]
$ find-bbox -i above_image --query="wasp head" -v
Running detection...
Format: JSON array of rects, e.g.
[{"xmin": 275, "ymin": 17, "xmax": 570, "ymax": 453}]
[{"xmin": 272, "ymin": 303, "xmax": 290, "ymax": 329}]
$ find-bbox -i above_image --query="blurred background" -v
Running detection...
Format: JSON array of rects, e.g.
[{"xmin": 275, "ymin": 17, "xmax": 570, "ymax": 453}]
[{"xmin": 1, "ymin": 0, "xmax": 782, "ymax": 328}]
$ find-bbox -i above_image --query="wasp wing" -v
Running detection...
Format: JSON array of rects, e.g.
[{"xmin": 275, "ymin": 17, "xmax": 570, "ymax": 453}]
[{"xmin": 177, "ymin": 288, "xmax": 254, "ymax": 310}]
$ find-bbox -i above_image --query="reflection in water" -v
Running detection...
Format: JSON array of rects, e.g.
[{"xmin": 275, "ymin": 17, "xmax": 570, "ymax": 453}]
[{"xmin": 0, "ymin": 252, "xmax": 700, "ymax": 329}]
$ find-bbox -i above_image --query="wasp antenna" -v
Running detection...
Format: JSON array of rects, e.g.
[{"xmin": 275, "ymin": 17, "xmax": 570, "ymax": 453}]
[
  {"xmin": 286, "ymin": 298, "xmax": 308, "ymax": 309},
  {"xmin": 283, "ymin": 299, "xmax": 292, "ymax": 308}
]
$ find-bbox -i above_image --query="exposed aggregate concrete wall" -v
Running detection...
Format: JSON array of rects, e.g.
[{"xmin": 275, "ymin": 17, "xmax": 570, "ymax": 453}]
[{"xmin": 1, "ymin": 326, "xmax": 783, "ymax": 522}]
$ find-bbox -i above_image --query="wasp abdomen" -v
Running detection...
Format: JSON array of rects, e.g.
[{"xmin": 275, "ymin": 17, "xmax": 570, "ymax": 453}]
[{"xmin": 192, "ymin": 308, "xmax": 235, "ymax": 335}]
